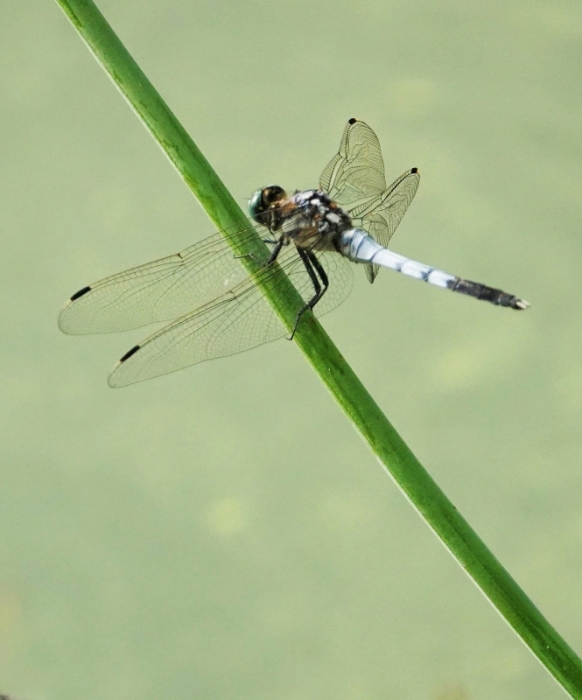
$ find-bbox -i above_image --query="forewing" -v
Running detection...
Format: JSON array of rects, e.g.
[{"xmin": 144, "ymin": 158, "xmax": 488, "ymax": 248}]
[
  {"xmin": 320, "ymin": 119, "xmax": 386, "ymax": 204},
  {"xmin": 58, "ymin": 222, "xmax": 265, "ymax": 335},
  {"xmin": 108, "ymin": 246, "xmax": 353, "ymax": 387}
]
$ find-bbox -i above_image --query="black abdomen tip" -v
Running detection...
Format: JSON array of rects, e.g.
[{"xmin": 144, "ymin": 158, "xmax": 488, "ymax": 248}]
[
  {"xmin": 411, "ymin": 167, "xmax": 418, "ymax": 174},
  {"xmin": 348, "ymin": 117, "xmax": 357, "ymax": 125},
  {"xmin": 449, "ymin": 278, "xmax": 530, "ymax": 310},
  {"xmin": 119, "ymin": 345, "xmax": 140, "ymax": 363},
  {"xmin": 70, "ymin": 286, "xmax": 91, "ymax": 301}
]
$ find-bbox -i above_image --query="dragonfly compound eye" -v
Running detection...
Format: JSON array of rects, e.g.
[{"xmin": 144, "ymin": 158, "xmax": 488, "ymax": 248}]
[{"xmin": 248, "ymin": 185, "xmax": 286, "ymax": 225}]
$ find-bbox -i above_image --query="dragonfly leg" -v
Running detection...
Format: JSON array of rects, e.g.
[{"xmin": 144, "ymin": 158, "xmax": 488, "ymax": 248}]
[
  {"xmin": 289, "ymin": 249, "xmax": 329, "ymax": 340},
  {"xmin": 266, "ymin": 237, "xmax": 285, "ymax": 265},
  {"xmin": 235, "ymin": 237, "xmax": 283, "ymax": 265}
]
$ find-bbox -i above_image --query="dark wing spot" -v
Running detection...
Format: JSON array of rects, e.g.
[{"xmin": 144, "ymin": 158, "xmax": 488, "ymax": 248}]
[
  {"xmin": 348, "ymin": 117, "xmax": 357, "ymax": 125},
  {"xmin": 70, "ymin": 286, "xmax": 91, "ymax": 301},
  {"xmin": 411, "ymin": 167, "xmax": 418, "ymax": 174},
  {"xmin": 119, "ymin": 345, "xmax": 140, "ymax": 363}
]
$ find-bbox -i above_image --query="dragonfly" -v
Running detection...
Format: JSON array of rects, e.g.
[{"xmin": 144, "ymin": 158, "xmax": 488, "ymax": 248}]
[{"xmin": 59, "ymin": 118, "xmax": 529, "ymax": 387}]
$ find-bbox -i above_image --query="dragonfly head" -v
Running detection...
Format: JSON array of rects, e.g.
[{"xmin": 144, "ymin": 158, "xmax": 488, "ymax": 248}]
[{"xmin": 248, "ymin": 185, "xmax": 287, "ymax": 228}]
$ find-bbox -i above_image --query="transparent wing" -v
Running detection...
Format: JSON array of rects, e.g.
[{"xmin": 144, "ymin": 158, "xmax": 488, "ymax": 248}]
[
  {"xmin": 108, "ymin": 246, "xmax": 353, "ymax": 387},
  {"xmin": 349, "ymin": 168, "xmax": 420, "ymax": 282},
  {"xmin": 320, "ymin": 119, "xmax": 386, "ymax": 203},
  {"xmin": 320, "ymin": 119, "xmax": 420, "ymax": 283},
  {"xmin": 58, "ymin": 221, "xmax": 268, "ymax": 335}
]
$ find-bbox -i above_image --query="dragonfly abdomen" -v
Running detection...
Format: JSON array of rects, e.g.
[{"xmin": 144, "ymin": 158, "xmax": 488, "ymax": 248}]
[
  {"xmin": 338, "ymin": 229, "xmax": 529, "ymax": 310},
  {"xmin": 447, "ymin": 278, "xmax": 529, "ymax": 309}
]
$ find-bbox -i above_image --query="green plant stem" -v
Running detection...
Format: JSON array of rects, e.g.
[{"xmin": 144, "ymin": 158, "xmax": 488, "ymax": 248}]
[{"xmin": 55, "ymin": 0, "xmax": 582, "ymax": 696}]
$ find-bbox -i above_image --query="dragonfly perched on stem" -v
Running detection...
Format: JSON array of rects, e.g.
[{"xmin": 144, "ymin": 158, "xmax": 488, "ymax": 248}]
[{"xmin": 59, "ymin": 119, "xmax": 529, "ymax": 387}]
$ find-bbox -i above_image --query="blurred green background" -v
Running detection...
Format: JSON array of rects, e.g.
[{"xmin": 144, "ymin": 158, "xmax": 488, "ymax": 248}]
[{"xmin": 1, "ymin": 1, "xmax": 581, "ymax": 698}]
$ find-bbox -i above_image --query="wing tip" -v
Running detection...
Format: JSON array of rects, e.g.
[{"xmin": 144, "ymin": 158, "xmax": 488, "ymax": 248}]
[
  {"xmin": 108, "ymin": 344, "xmax": 141, "ymax": 388},
  {"xmin": 107, "ymin": 373, "xmax": 122, "ymax": 389},
  {"xmin": 58, "ymin": 286, "xmax": 93, "ymax": 334},
  {"xmin": 58, "ymin": 305, "xmax": 75, "ymax": 334}
]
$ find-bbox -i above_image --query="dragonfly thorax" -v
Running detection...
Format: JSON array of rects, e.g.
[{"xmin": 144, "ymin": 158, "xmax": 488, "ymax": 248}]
[
  {"xmin": 285, "ymin": 190, "xmax": 353, "ymax": 248},
  {"xmin": 249, "ymin": 186, "xmax": 353, "ymax": 253}
]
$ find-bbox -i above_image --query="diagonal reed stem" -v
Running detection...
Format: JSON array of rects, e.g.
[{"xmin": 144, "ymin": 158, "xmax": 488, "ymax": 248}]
[{"xmin": 54, "ymin": 0, "xmax": 582, "ymax": 696}]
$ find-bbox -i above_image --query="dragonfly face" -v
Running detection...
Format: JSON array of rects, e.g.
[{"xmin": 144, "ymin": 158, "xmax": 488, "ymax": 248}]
[
  {"xmin": 59, "ymin": 118, "xmax": 528, "ymax": 387},
  {"xmin": 248, "ymin": 184, "xmax": 287, "ymax": 229}
]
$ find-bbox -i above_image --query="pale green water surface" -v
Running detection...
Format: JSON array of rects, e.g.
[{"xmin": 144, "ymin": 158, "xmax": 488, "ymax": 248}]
[{"xmin": 1, "ymin": 1, "xmax": 581, "ymax": 699}]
